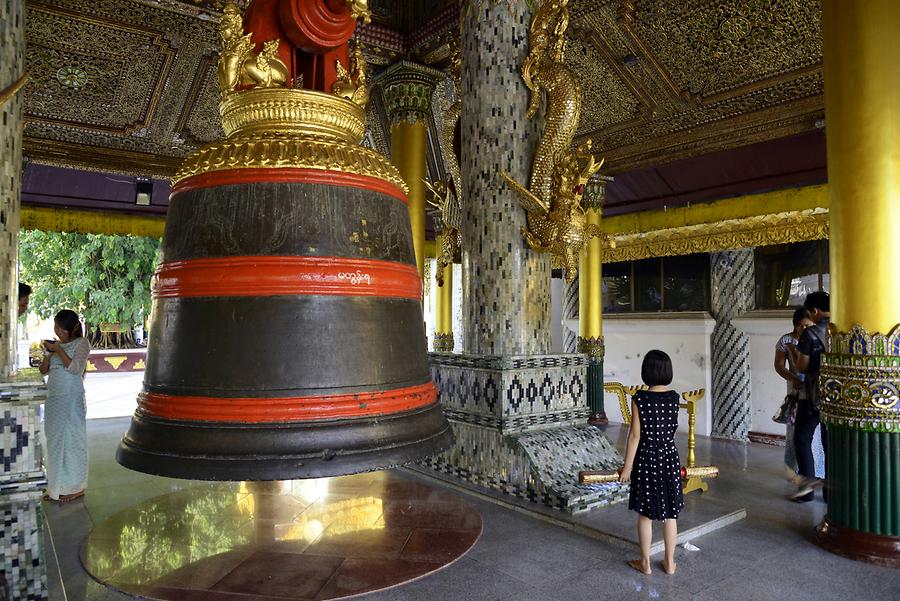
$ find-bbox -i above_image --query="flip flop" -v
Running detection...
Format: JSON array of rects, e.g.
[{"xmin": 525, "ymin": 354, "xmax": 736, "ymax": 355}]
[{"xmin": 60, "ymin": 490, "xmax": 85, "ymax": 503}]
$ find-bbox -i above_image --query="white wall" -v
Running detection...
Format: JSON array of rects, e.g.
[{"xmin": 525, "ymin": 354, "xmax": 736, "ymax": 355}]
[
  {"xmin": 732, "ymin": 312, "xmax": 794, "ymax": 436},
  {"xmin": 567, "ymin": 313, "xmax": 715, "ymax": 436}
]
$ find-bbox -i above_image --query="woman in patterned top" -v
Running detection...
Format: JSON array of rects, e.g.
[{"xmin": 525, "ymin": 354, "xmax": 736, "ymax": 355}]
[{"xmin": 619, "ymin": 350, "xmax": 684, "ymax": 575}]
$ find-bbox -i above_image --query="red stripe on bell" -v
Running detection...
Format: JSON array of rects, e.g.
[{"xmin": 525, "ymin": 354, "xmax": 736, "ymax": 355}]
[
  {"xmin": 152, "ymin": 256, "xmax": 421, "ymax": 300},
  {"xmin": 138, "ymin": 381, "xmax": 438, "ymax": 423},
  {"xmin": 171, "ymin": 168, "xmax": 408, "ymax": 204}
]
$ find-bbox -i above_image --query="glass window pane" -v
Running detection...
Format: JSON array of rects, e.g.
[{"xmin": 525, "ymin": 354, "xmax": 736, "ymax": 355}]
[
  {"xmin": 663, "ymin": 254, "xmax": 709, "ymax": 311},
  {"xmin": 634, "ymin": 258, "xmax": 662, "ymax": 312},
  {"xmin": 754, "ymin": 241, "xmax": 821, "ymax": 308},
  {"xmin": 602, "ymin": 262, "xmax": 632, "ymax": 313}
]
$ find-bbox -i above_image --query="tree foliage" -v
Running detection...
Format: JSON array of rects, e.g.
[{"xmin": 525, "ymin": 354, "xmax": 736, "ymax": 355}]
[{"xmin": 19, "ymin": 230, "xmax": 161, "ymax": 329}]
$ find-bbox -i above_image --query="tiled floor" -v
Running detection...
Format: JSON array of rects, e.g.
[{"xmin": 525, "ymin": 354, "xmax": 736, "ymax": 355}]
[{"xmin": 38, "ymin": 418, "xmax": 900, "ymax": 601}]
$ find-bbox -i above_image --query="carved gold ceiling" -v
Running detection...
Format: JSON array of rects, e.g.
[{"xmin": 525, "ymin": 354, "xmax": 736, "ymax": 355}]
[
  {"xmin": 21, "ymin": 0, "xmax": 823, "ymax": 178},
  {"xmin": 566, "ymin": 0, "xmax": 823, "ymax": 171}
]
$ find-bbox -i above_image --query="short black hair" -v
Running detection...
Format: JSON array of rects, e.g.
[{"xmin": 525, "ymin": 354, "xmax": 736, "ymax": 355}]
[
  {"xmin": 804, "ymin": 291, "xmax": 830, "ymax": 313},
  {"xmin": 18, "ymin": 282, "xmax": 31, "ymax": 297},
  {"xmin": 792, "ymin": 306, "xmax": 809, "ymax": 327},
  {"xmin": 641, "ymin": 349, "xmax": 673, "ymax": 386}
]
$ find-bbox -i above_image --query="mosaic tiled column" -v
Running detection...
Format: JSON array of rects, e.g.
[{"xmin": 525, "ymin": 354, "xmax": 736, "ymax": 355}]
[
  {"xmin": 579, "ymin": 176, "xmax": 612, "ymax": 425},
  {"xmin": 816, "ymin": 0, "xmax": 900, "ymax": 565},
  {"xmin": 460, "ymin": 1, "xmax": 550, "ymax": 356},
  {"xmin": 710, "ymin": 249, "xmax": 754, "ymax": 440},
  {"xmin": 380, "ymin": 61, "xmax": 442, "ymax": 278},
  {"xmin": 0, "ymin": 0, "xmax": 26, "ymax": 379},
  {"xmin": 418, "ymin": 1, "xmax": 626, "ymax": 513}
]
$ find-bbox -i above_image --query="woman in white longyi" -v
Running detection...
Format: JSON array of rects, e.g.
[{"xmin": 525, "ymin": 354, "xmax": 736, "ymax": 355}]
[{"xmin": 40, "ymin": 309, "xmax": 91, "ymax": 502}]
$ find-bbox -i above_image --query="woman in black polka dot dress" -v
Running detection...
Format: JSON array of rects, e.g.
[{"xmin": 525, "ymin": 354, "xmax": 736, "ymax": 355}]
[{"xmin": 619, "ymin": 349, "xmax": 684, "ymax": 576}]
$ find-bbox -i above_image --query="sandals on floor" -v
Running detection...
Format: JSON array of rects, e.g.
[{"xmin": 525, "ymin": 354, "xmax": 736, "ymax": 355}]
[{"xmin": 42, "ymin": 490, "xmax": 85, "ymax": 503}]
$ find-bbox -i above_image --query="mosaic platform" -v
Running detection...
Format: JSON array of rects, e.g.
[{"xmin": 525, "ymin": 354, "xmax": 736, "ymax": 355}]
[
  {"xmin": 80, "ymin": 471, "xmax": 481, "ymax": 600},
  {"xmin": 422, "ymin": 353, "xmax": 627, "ymax": 513}
]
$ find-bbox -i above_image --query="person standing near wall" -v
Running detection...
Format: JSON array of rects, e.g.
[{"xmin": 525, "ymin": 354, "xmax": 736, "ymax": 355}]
[
  {"xmin": 773, "ymin": 306, "xmax": 813, "ymax": 484},
  {"xmin": 790, "ymin": 291, "xmax": 830, "ymax": 502},
  {"xmin": 18, "ymin": 282, "xmax": 31, "ymax": 317}
]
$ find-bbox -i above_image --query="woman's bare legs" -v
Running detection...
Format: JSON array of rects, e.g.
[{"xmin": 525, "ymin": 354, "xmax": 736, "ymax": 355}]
[
  {"xmin": 628, "ymin": 515, "xmax": 653, "ymax": 575},
  {"xmin": 661, "ymin": 519, "xmax": 677, "ymax": 574}
]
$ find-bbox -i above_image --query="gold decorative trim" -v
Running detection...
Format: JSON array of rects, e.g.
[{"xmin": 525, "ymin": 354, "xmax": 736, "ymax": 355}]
[
  {"xmin": 174, "ymin": 132, "xmax": 408, "ymax": 194},
  {"xmin": 20, "ymin": 206, "xmax": 165, "ymax": 238},
  {"xmin": 577, "ymin": 336, "xmax": 604, "ymax": 361},
  {"xmin": 821, "ymin": 324, "xmax": 900, "ymax": 432},
  {"xmin": 433, "ymin": 332, "xmax": 455, "ymax": 352},
  {"xmin": 0, "ymin": 73, "xmax": 28, "ymax": 107},
  {"xmin": 604, "ymin": 208, "xmax": 828, "ymax": 263},
  {"xmin": 220, "ymin": 88, "xmax": 366, "ymax": 141},
  {"xmin": 24, "ymin": 137, "xmax": 183, "ymax": 178}
]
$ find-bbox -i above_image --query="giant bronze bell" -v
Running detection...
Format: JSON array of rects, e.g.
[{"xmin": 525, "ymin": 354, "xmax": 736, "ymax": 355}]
[{"xmin": 116, "ymin": 0, "xmax": 453, "ymax": 480}]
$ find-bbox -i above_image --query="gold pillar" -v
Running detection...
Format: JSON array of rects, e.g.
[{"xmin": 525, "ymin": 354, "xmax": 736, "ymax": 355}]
[
  {"xmin": 433, "ymin": 233, "xmax": 454, "ymax": 351},
  {"xmin": 816, "ymin": 0, "xmax": 900, "ymax": 566},
  {"xmin": 578, "ymin": 176, "xmax": 612, "ymax": 424},
  {"xmin": 391, "ymin": 120, "xmax": 428, "ymax": 275},
  {"xmin": 379, "ymin": 61, "xmax": 442, "ymax": 278},
  {"xmin": 824, "ymin": 0, "xmax": 900, "ymax": 334}
]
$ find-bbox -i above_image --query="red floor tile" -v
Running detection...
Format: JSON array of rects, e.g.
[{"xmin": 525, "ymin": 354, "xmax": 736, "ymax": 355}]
[
  {"xmin": 399, "ymin": 527, "xmax": 482, "ymax": 563},
  {"xmin": 211, "ymin": 551, "xmax": 344, "ymax": 599},
  {"xmin": 304, "ymin": 526, "xmax": 413, "ymax": 559},
  {"xmin": 314, "ymin": 558, "xmax": 445, "ymax": 600},
  {"xmin": 378, "ymin": 500, "xmax": 484, "ymax": 529}
]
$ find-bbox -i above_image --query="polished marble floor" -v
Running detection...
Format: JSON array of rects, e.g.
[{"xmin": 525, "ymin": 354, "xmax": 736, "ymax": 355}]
[
  {"xmin": 80, "ymin": 474, "xmax": 481, "ymax": 600},
  {"xmin": 38, "ymin": 417, "xmax": 900, "ymax": 601}
]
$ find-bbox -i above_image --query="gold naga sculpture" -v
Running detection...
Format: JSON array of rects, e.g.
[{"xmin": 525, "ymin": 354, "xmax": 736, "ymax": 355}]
[
  {"xmin": 425, "ymin": 46, "xmax": 463, "ymax": 287},
  {"xmin": 424, "ymin": 179, "xmax": 462, "ymax": 287},
  {"xmin": 333, "ymin": 45, "xmax": 369, "ymax": 107},
  {"xmin": 500, "ymin": 0, "xmax": 614, "ymax": 283}
]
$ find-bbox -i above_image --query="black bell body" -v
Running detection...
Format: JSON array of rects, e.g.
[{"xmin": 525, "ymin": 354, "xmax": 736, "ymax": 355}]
[{"xmin": 116, "ymin": 91, "xmax": 452, "ymax": 479}]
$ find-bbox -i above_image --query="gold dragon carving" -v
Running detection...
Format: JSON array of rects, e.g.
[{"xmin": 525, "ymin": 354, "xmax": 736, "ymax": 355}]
[
  {"xmin": 425, "ymin": 45, "xmax": 464, "ymax": 287},
  {"xmin": 501, "ymin": 0, "xmax": 613, "ymax": 283}
]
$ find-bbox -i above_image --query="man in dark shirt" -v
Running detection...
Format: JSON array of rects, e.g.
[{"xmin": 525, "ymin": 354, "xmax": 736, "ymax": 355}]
[{"xmin": 790, "ymin": 290, "xmax": 829, "ymax": 502}]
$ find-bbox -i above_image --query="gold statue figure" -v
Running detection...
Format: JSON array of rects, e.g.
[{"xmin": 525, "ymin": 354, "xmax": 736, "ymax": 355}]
[
  {"xmin": 501, "ymin": 0, "xmax": 612, "ymax": 283},
  {"xmin": 218, "ymin": 2, "xmax": 289, "ymax": 95},
  {"xmin": 348, "ymin": 0, "xmax": 372, "ymax": 23},
  {"xmin": 424, "ymin": 179, "xmax": 462, "ymax": 287},
  {"xmin": 333, "ymin": 45, "xmax": 369, "ymax": 106}
]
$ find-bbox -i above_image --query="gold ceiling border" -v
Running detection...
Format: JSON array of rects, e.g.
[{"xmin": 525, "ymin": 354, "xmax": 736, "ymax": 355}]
[
  {"xmin": 0, "ymin": 73, "xmax": 29, "ymax": 108},
  {"xmin": 603, "ymin": 208, "xmax": 828, "ymax": 263}
]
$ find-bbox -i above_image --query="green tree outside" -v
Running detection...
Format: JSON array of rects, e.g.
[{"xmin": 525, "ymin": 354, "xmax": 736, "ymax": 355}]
[{"xmin": 19, "ymin": 230, "xmax": 161, "ymax": 337}]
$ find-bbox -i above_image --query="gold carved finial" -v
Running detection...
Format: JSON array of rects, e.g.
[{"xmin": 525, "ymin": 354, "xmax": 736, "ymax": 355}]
[
  {"xmin": 333, "ymin": 45, "xmax": 369, "ymax": 106},
  {"xmin": 500, "ymin": 0, "xmax": 612, "ymax": 283},
  {"xmin": 218, "ymin": 2, "xmax": 289, "ymax": 96}
]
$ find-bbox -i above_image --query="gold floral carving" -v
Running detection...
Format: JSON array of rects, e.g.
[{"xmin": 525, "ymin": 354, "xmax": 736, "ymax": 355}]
[
  {"xmin": 603, "ymin": 208, "xmax": 829, "ymax": 263},
  {"xmin": 820, "ymin": 324, "xmax": 900, "ymax": 432},
  {"xmin": 174, "ymin": 132, "xmax": 407, "ymax": 193}
]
